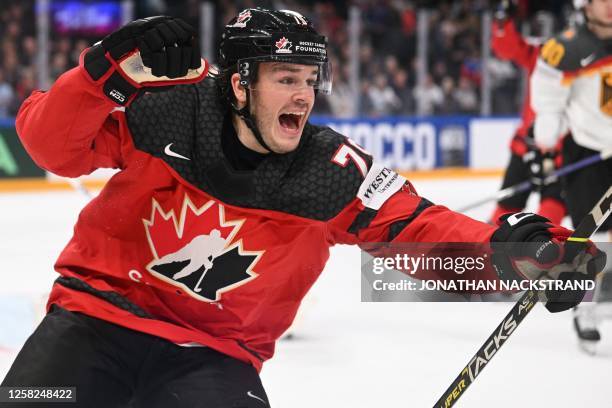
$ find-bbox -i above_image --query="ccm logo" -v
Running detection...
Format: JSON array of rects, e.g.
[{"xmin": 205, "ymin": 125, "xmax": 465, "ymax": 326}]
[{"xmin": 109, "ymin": 89, "xmax": 126, "ymax": 103}]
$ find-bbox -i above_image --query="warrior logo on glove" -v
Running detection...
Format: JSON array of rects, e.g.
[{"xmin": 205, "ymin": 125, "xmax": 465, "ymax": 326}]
[{"xmin": 143, "ymin": 194, "xmax": 264, "ymax": 302}]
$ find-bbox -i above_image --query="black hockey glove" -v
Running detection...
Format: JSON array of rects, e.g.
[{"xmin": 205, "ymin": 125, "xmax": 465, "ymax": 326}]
[
  {"xmin": 523, "ymin": 139, "xmax": 557, "ymax": 190},
  {"xmin": 82, "ymin": 16, "xmax": 207, "ymax": 106},
  {"xmin": 491, "ymin": 213, "xmax": 606, "ymax": 313}
]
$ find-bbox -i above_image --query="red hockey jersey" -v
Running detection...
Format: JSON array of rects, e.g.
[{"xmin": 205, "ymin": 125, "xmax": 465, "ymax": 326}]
[
  {"xmin": 491, "ymin": 19, "xmax": 539, "ymax": 155},
  {"xmin": 16, "ymin": 63, "xmax": 496, "ymax": 371}
]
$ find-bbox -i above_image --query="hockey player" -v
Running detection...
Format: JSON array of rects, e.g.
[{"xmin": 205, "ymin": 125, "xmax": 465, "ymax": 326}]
[
  {"xmin": 489, "ymin": 4, "xmax": 566, "ymax": 225},
  {"xmin": 531, "ymin": 0, "xmax": 612, "ymax": 349},
  {"xmin": 1, "ymin": 9, "xmax": 605, "ymax": 407}
]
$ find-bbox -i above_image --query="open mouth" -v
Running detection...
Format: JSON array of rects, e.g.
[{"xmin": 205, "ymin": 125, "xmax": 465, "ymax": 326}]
[{"xmin": 278, "ymin": 112, "xmax": 305, "ymax": 132}]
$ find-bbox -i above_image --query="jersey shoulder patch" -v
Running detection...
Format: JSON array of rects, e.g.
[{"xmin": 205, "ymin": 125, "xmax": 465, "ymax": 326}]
[
  {"xmin": 356, "ymin": 163, "xmax": 407, "ymax": 211},
  {"xmin": 540, "ymin": 26, "xmax": 602, "ymax": 71}
]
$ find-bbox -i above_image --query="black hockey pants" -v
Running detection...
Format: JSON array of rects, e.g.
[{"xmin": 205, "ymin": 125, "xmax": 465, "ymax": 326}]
[{"xmin": 1, "ymin": 306, "xmax": 269, "ymax": 408}]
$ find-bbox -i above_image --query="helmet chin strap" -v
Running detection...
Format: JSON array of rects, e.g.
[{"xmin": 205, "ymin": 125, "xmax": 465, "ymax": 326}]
[{"xmin": 231, "ymin": 90, "xmax": 275, "ymax": 154}]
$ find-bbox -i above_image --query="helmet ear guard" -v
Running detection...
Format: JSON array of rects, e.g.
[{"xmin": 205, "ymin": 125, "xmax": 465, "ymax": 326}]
[{"xmin": 238, "ymin": 61, "xmax": 254, "ymax": 88}]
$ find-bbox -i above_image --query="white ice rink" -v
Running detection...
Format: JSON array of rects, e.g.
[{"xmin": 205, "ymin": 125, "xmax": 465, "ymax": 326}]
[{"xmin": 1, "ymin": 177, "xmax": 610, "ymax": 407}]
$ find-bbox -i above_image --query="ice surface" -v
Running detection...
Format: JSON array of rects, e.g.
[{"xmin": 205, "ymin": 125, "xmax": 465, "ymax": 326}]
[{"xmin": 0, "ymin": 179, "xmax": 609, "ymax": 407}]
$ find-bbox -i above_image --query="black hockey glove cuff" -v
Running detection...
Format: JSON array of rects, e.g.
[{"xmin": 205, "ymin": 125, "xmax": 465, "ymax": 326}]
[
  {"xmin": 523, "ymin": 132, "xmax": 558, "ymax": 189},
  {"xmin": 490, "ymin": 212, "xmax": 606, "ymax": 313},
  {"xmin": 82, "ymin": 16, "xmax": 207, "ymax": 105}
]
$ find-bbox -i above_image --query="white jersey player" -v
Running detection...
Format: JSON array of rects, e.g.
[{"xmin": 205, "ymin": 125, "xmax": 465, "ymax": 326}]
[{"xmin": 531, "ymin": 0, "xmax": 612, "ymax": 352}]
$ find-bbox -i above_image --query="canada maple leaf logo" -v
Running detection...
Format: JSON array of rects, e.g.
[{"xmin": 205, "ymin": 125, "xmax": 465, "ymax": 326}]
[
  {"xmin": 237, "ymin": 10, "xmax": 251, "ymax": 23},
  {"xmin": 228, "ymin": 9, "xmax": 252, "ymax": 28},
  {"xmin": 275, "ymin": 37, "xmax": 292, "ymax": 53},
  {"xmin": 143, "ymin": 194, "xmax": 263, "ymax": 302}
]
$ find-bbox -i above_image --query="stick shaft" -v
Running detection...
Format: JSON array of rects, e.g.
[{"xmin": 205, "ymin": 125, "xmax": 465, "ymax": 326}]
[
  {"xmin": 435, "ymin": 186, "xmax": 612, "ymax": 408},
  {"xmin": 457, "ymin": 149, "xmax": 611, "ymax": 213}
]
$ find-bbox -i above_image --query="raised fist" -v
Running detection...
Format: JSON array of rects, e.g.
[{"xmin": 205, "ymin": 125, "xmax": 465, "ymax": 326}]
[{"xmin": 82, "ymin": 16, "xmax": 207, "ymax": 105}]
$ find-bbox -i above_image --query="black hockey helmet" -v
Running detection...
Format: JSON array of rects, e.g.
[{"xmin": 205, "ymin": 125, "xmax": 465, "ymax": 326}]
[{"xmin": 219, "ymin": 8, "xmax": 332, "ymax": 94}]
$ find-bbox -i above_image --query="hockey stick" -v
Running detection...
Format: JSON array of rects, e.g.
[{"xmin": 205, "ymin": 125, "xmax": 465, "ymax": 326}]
[
  {"xmin": 457, "ymin": 149, "xmax": 612, "ymax": 213},
  {"xmin": 435, "ymin": 185, "xmax": 612, "ymax": 408}
]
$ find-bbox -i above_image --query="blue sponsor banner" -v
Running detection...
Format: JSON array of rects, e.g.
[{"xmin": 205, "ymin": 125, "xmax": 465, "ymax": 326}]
[
  {"xmin": 0, "ymin": 118, "xmax": 15, "ymax": 127},
  {"xmin": 0, "ymin": 117, "xmax": 45, "ymax": 178},
  {"xmin": 310, "ymin": 115, "xmax": 472, "ymax": 171}
]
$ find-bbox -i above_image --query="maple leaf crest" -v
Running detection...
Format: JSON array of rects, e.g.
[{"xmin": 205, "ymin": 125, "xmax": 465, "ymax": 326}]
[
  {"xmin": 142, "ymin": 194, "xmax": 263, "ymax": 302},
  {"xmin": 228, "ymin": 9, "xmax": 252, "ymax": 28},
  {"xmin": 236, "ymin": 10, "xmax": 251, "ymax": 23},
  {"xmin": 275, "ymin": 37, "xmax": 292, "ymax": 51}
]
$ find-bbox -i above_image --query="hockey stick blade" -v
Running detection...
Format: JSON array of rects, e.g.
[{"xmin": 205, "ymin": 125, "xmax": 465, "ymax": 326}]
[
  {"xmin": 457, "ymin": 149, "xmax": 612, "ymax": 213},
  {"xmin": 435, "ymin": 185, "xmax": 612, "ymax": 408}
]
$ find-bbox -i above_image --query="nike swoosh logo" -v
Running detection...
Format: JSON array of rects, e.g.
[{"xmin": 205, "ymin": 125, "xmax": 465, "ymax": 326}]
[
  {"xmin": 247, "ymin": 391, "xmax": 267, "ymax": 405},
  {"xmin": 164, "ymin": 143, "xmax": 190, "ymax": 161},
  {"xmin": 580, "ymin": 53, "xmax": 596, "ymax": 67}
]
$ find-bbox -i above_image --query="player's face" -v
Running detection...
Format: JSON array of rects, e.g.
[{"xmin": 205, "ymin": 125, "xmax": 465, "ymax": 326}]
[
  {"xmin": 249, "ymin": 62, "xmax": 317, "ymax": 153},
  {"xmin": 587, "ymin": 0, "xmax": 612, "ymax": 25}
]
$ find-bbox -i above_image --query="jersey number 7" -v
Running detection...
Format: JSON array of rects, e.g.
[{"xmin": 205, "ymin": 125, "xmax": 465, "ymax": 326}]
[{"xmin": 331, "ymin": 141, "xmax": 368, "ymax": 177}]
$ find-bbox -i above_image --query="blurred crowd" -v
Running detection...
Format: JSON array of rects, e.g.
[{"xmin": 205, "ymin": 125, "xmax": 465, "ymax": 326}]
[
  {"xmin": 0, "ymin": 1, "xmax": 93, "ymax": 118},
  {"xmin": 0, "ymin": 0, "xmax": 574, "ymax": 119}
]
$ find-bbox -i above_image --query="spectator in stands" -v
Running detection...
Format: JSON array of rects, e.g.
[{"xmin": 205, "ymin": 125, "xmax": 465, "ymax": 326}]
[
  {"xmin": 50, "ymin": 53, "xmax": 68, "ymax": 82},
  {"xmin": 20, "ymin": 36, "xmax": 37, "ymax": 68},
  {"xmin": 4, "ymin": 21, "xmax": 21, "ymax": 42},
  {"xmin": 453, "ymin": 77, "xmax": 479, "ymax": 113},
  {"xmin": 413, "ymin": 74, "xmax": 443, "ymax": 115},
  {"xmin": 460, "ymin": 49, "xmax": 482, "ymax": 86},
  {"xmin": 10, "ymin": 68, "xmax": 35, "ymax": 116},
  {"xmin": 384, "ymin": 55, "xmax": 400, "ymax": 80},
  {"xmin": 359, "ymin": 43, "xmax": 379, "ymax": 82},
  {"xmin": 431, "ymin": 60, "xmax": 450, "ymax": 85},
  {"xmin": 438, "ymin": 76, "xmax": 460, "ymax": 114},
  {"xmin": 358, "ymin": 79, "xmax": 374, "ymax": 115},
  {"xmin": 1, "ymin": 44, "xmax": 20, "ymax": 87},
  {"xmin": 391, "ymin": 68, "xmax": 415, "ymax": 114},
  {"xmin": 0, "ymin": 71, "xmax": 14, "ymax": 118},
  {"xmin": 71, "ymin": 39, "xmax": 90, "ymax": 67},
  {"xmin": 368, "ymin": 73, "xmax": 402, "ymax": 116},
  {"xmin": 326, "ymin": 64, "xmax": 357, "ymax": 118}
]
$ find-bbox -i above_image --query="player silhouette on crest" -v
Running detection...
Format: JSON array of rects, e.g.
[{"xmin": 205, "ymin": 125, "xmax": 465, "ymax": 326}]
[{"xmin": 151, "ymin": 229, "xmax": 227, "ymax": 291}]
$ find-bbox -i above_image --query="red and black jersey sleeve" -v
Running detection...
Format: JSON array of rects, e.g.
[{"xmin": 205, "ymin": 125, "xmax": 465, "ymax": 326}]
[
  {"xmin": 491, "ymin": 19, "xmax": 539, "ymax": 71},
  {"xmin": 490, "ymin": 19, "xmax": 539, "ymax": 146},
  {"xmin": 323, "ymin": 138, "xmax": 496, "ymax": 246},
  {"xmin": 328, "ymin": 177, "xmax": 495, "ymax": 245},
  {"xmin": 325, "ymin": 155, "xmax": 499, "ymax": 283},
  {"xmin": 16, "ymin": 63, "xmax": 129, "ymax": 177}
]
